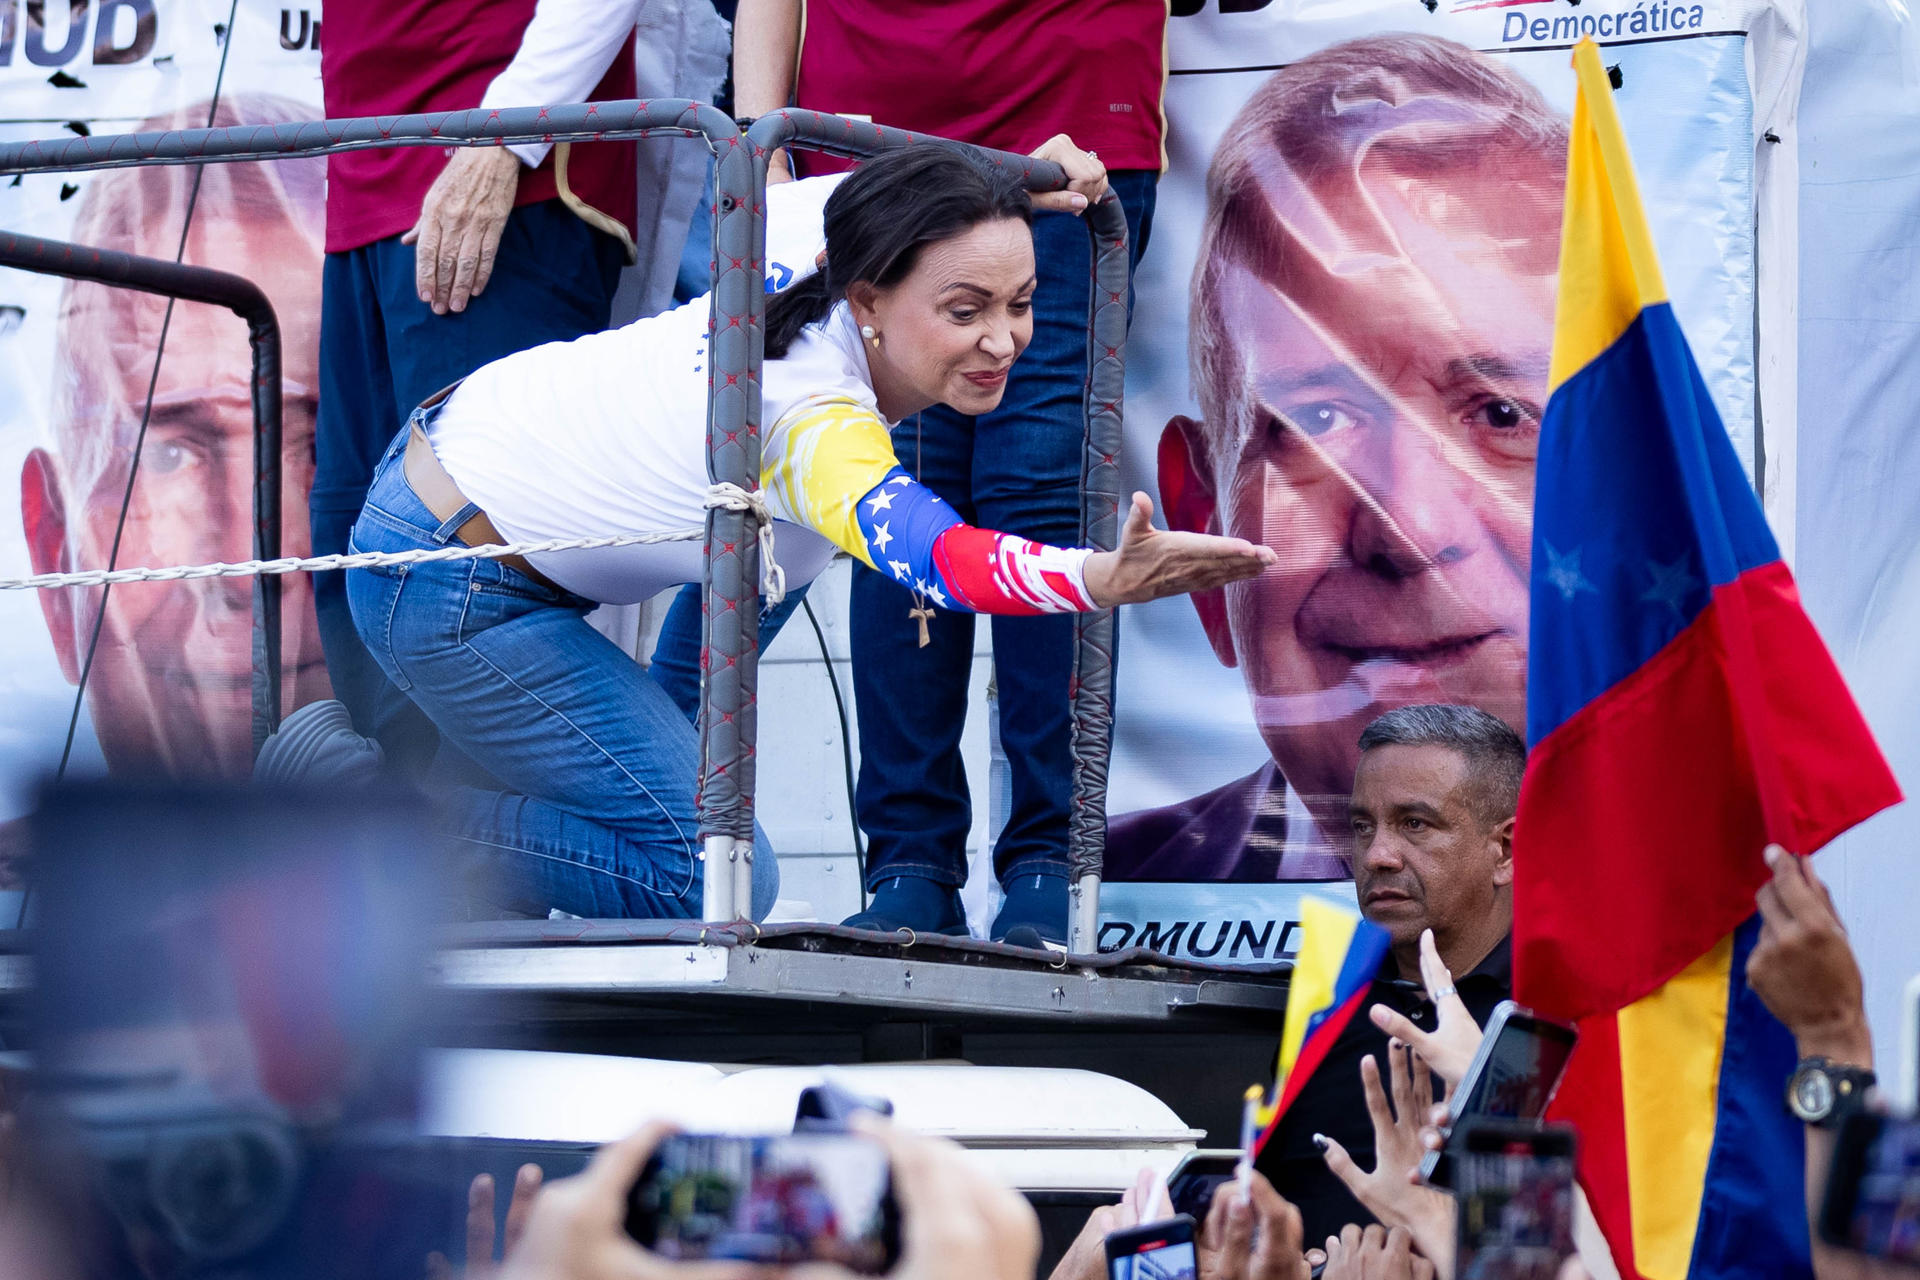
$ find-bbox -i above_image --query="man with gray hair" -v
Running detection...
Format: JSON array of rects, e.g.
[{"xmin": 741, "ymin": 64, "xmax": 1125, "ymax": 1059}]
[{"xmin": 1255, "ymin": 702, "xmax": 1520, "ymax": 1246}]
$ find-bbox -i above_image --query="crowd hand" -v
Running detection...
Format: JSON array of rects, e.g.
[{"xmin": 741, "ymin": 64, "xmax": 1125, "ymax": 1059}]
[
  {"xmin": 1047, "ymin": 1204, "xmax": 1130, "ymax": 1280},
  {"xmin": 1747, "ymin": 844, "xmax": 1872, "ymax": 1064},
  {"xmin": 767, "ymin": 148, "xmax": 795, "ymax": 185},
  {"xmin": 1027, "ymin": 134, "xmax": 1109, "ymax": 215},
  {"xmin": 792, "ymin": 1118, "xmax": 1041, "ymax": 1280},
  {"xmin": 496, "ymin": 1123, "xmax": 763, "ymax": 1280},
  {"xmin": 428, "ymin": 1163, "xmax": 545, "ymax": 1280},
  {"xmin": 1316, "ymin": 1045, "xmax": 1455, "ymax": 1276},
  {"xmin": 1319, "ymin": 1226, "xmax": 1434, "ymax": 1280},
  {"xmin": 1196, "ymin": 1171, "xmax": 1311, "ymax": 1280},
  {"xmin": 1084, "ymin": 493, "xmax": 1276, "ymax": 608},
  {"xmin": 404, "ymin": 146, "xmax": 523, "ymax": 316},
  {"xmin": 1368, "ymin": 930, "xmax": 1482, "ymax": 1091}
]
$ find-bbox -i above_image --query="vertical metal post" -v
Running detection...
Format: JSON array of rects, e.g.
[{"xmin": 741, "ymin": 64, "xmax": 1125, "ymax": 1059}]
[{"xmin": 696, "ymin": 129, "xmax": 767, "ymax": 921}]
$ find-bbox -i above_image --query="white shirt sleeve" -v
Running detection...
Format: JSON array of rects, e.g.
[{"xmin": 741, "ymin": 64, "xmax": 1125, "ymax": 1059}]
[{"xmin": 478, "ymin": 0, "xmax": 646, "ymax": 169}]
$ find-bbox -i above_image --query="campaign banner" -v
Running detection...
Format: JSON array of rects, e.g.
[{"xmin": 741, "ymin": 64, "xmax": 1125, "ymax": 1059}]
[
  {"xmin": 0, "ymin": 0, "xmax": 328, "ymax": 810},
  {"xmin": 0, "ymin": 1, "xmax": 718, "ymax": 823},
  {"xmin": 1100, "ymin": 0, "xmax": 1805, "ymax": 962}
]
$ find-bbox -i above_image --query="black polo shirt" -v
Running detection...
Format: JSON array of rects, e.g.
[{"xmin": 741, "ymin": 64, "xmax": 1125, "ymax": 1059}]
[{"xmin": 1255, "ymin": 934, "xmax": 1513, "ymax": 1247}]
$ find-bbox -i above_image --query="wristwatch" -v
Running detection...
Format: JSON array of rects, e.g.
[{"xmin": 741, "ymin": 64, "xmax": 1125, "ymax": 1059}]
[{"xmin": 1785, "ymin": 1057, "xmax": 1876, "ymax": 1128}]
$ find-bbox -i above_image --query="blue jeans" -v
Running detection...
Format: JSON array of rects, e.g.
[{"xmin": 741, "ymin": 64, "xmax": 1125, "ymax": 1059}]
[
  {"xmin": 345, "ymin": 420, "xmax": 779, "ymax": 920},
  {"xmin": 848, "ymin": 171, "xmax": 1157, "ymax": 892},
  {"xmin": 315, "ymin": 200, "xmax": 626, "ymax": 777}
]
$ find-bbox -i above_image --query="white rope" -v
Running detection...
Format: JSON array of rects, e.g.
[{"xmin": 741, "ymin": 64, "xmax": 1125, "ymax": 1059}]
[{"xmin": 0, "ymin": 483, "xmax": 787, "ymax": 596}]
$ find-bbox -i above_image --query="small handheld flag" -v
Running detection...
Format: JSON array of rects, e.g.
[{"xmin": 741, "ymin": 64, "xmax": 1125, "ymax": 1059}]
[{"xmin": 1251, "ymin": 897, "xmax": 1392, "ymax": 1155}]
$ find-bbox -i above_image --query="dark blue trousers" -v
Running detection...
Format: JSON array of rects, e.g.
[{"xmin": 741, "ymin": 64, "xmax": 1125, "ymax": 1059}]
[
  {"xmin": 313, "ymin": 199, "xmax": 624, "ymax": 772},
  {"xmin": 848, "ymin": 172, "xmax": 1156, "ymax": 892}
]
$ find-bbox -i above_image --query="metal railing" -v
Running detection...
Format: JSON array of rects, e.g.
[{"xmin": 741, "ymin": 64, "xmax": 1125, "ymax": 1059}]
[{"xmin": 0, "ymin": 100, "xmax": 1127, "ymax": 949}]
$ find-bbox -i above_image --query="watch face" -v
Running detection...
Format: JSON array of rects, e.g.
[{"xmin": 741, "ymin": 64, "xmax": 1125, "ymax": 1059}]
[{"xmin": 1792, "ymin": 1068, "xmax": 1835, "ymax": 1121}]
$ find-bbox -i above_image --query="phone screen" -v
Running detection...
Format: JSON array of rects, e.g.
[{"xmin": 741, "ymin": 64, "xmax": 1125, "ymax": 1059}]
[
  {"xmin": 1106, "ymin": 1220, "xmax": 1199, "ymax": 1280},
  {"xmin": 1454, "ymin": 1123, "xmax": 1577, "ymax": 1280},
  {"xmin": 1826, "ymin": 1114, "xmax": 1920, "ymax": 1265},
  {"xmin": 1424, "ymin": 1006, "xmax": 1578, "ymax": 1186},
  {"xmin": 1167, "ymin": 1154, "xmax": 1240, "ymax": 1222},
  {"xmin": 1455, "ymin": 1017, "xmax": 1579, "ymax": 1123},
  {"xmin": 626, "ymin": 1134, "xmax": 899, "ymax": 1273}
]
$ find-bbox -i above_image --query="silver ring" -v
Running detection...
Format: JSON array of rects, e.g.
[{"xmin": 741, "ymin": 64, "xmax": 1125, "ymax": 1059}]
[
  {"xmin": 1086, "ymin": 150, "xmax": 1098, "ymax": 160},
  {"xmin": 1431, "ymin": 984, "xmax": 1457, "ymax": 1000}
]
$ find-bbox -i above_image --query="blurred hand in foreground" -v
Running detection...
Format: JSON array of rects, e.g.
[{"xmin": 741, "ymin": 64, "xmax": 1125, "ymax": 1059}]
[
  {"xmin": 1319, "ymin": 1225, "xmax": 1433, "ymax": 1280},
  {"xmin": 1196, "ymin": 1170, "xmax": 1310, "ymax": 1280}
]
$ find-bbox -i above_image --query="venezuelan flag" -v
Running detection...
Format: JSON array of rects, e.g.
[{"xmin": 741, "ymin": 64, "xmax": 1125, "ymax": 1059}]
[
  {"xmin": 1252, "ymin": 897, "xmax": 1391, "ymax": 1150},
  {"xmin": 1514, "ymin": 40, "xmax": 1901, "ymax": 1280}
]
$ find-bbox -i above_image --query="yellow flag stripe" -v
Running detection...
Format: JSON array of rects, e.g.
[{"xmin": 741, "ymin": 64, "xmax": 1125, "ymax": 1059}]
[
  {"xmin": 1616, "ymin": 934, "xmax": 1731, "ymax": 1280},
  {"xmin": 1270, "ymin": 898, "xmax": 1363, "ymax": 1106},
  {"xmin": 1548, "ymin": 38, "xmax": 1670, "ymax": 394}
]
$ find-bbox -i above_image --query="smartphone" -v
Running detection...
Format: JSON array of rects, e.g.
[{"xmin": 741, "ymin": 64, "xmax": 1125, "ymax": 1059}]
[
  {"xmin": 1105, "ymin": 1214, "xmax": 1199, "ymax": 1280},
  {"xmin": 1421, "ymin": 1001, "xmax": 1580, "ymax": 1186},
  {"xmin": 625, "ymin": 1133, "xmax": 901, "ymax": 1273},
  {"xmin": 1166, "ymin": 1151, "xmax": 1241, "ymax": 1222},
  {"xmin": 1453, "ymin": 1120, "xmax": 1578, "ymax": 1280},
  {"xmin": 1819, "ymin": 1111, "xmax": 1920, "ymax": 1268}
]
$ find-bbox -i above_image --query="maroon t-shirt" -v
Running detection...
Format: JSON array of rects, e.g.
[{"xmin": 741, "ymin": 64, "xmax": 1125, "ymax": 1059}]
[
  {"xmin": 320, "ymin": 0, "xmax": 638, "ymax": 254},
  {"xmin": 793, "ymin": 0, "xmax": 1168, "ymax": 175}
]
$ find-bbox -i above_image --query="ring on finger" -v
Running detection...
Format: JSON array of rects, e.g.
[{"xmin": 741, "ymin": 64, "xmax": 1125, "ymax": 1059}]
[{"xmin": 1431, "ymin": 984, "xmax": 1457, "ymax": 1000}]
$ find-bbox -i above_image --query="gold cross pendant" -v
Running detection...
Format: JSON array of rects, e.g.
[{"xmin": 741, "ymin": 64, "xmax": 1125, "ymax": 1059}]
[{"xmin": 909, "ymin": 604, "xmax": 936, "ymax": 648}]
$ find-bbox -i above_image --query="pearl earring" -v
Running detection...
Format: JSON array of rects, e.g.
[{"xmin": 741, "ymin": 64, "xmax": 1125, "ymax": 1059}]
[{"xmin": 861, "ymin": 324, "xmax": 878, "ymax": 347}]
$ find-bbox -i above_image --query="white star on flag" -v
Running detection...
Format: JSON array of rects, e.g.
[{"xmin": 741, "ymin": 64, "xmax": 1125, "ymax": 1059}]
[
  {"xmin": 872, "ymin": 521, "xmax": 894, "ymax": 552},
  {"xmin": 926, "ymin": 583, "xmax": 948, "ymax": 608},
  {"xmin": 889, "ymin": 560, "xmax": 911, "ymax": 580},
  {"xmin": 888, "ymin": 475, "xmax": 913, "ymax": 487},
  {"xmin": 1543, "ymin": 541, "xmax": 1598, "ymax": 602},
  {"xmin": 1640, "ymin": 555, "xmax": 1698, "ymax": 615},
  {"xmin": 866, "ymin": 488, "xmax": 896, "ymax": 513}
]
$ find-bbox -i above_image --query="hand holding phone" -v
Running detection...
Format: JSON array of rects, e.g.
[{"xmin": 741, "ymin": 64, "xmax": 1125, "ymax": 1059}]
[
  {"xmin": 1420, "ymin": 1002, "xmax": 1579, "ymax": 1187},
  {"xmin": 626, "ymin": 1132, "xmax": 900, "ymax": 1272}
]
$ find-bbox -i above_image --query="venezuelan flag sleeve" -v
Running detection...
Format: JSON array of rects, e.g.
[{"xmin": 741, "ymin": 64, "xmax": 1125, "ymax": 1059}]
[
  {"xmin": 1514, "ymin": 40, "xmax": 1901, "ymax": 1280},
  {"xmin": 762, "ymin": 398, "xmax": 1098, "ymax": 614}
]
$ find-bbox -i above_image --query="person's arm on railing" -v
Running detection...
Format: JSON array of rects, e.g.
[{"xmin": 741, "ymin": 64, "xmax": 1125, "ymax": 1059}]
[
  {"xmin": 406, "ymin": 0, "xmax": 643, "ymax": 316},
  {"xmin": 733, "ymin": 0, "xmax": 803, "ymax": 183}
]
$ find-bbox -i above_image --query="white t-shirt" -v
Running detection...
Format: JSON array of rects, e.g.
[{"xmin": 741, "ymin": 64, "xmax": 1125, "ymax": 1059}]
[
  {"xmin": 428, "ymin": 175, "xmax": 853, "ymax": 604},
  {"xmin": 426, "ymin": 172, "xmax": 1098, "ymax": 617}
]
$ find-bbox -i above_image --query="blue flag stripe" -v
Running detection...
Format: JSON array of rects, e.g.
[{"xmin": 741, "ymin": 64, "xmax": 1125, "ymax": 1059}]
[
  {"xmin": 1685, "ymin": 915, "xmax": 1810, "ymax": 1277},
  {"xmin": 1527, "ymin": 304, "xmax": 1780, "ymax": 746}
]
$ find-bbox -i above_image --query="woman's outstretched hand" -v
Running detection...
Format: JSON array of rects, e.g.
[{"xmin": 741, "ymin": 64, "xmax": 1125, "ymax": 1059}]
[{"xmin": 1083, "ymin": 492, "xmax": 1275, "ymax": 608}]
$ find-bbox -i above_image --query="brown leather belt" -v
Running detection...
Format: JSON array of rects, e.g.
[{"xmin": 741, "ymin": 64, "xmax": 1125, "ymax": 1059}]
[{"xmin": 402, "ymin": 425, "xmax": 563, "ymax": 594}]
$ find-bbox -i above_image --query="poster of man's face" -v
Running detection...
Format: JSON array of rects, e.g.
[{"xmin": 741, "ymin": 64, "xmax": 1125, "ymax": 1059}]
[
  {"xmin": 15, "ymin": 96, "xmax": 330, "ymax": 779},
  {"xmin": 1106, "ymin": 22, "xmax": 1761, "ymax": 893}
]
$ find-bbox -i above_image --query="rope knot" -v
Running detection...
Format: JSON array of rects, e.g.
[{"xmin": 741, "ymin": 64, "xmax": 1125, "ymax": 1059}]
[{"xmin": 704, "ymin": 482, "xmax": 786, "ymax": 606}]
